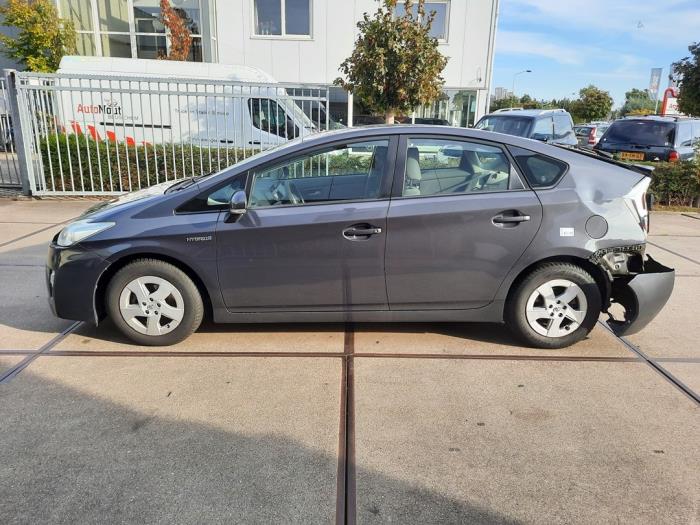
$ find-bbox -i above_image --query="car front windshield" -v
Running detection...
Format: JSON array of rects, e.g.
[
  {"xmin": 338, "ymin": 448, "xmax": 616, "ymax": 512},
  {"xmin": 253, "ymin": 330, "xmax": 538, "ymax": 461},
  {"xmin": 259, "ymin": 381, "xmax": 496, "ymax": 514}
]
[
  {"xmin": 475, "ymin": 116, "xmax": 532, "ymax": 137},
  {"xmin": 602, "ymin": 120, "xmax": 676, "ymax": 147}
]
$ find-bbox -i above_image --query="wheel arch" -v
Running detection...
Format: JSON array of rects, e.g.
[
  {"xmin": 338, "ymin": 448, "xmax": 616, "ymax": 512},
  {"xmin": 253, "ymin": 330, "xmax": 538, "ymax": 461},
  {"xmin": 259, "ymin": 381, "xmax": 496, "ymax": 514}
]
[
  {"xmin": 504, "ymin": 255, "xmax": 611, "ymax": 312},
  {"xmin": 94, "ymin": 252, "xmax": 214, "ymax": 323}
]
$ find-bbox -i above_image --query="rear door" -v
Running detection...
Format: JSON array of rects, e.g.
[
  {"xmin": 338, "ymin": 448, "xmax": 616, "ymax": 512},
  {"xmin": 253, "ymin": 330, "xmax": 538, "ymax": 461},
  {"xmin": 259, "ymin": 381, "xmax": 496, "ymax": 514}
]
[{"xmin": 385, "ymin": 135, "xmax": 542, "ymax": 310}]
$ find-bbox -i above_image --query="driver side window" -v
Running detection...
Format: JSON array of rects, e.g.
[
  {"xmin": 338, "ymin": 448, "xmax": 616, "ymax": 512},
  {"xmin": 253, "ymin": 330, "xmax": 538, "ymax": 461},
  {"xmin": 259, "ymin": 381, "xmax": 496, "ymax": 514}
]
[{"xmin": 249, "ymin": 140, "xmax": 390, "ymax": 208}]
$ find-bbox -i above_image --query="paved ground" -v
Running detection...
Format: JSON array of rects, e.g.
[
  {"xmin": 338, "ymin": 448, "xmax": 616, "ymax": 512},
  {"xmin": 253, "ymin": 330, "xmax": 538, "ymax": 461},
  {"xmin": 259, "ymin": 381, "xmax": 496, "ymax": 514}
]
[{"xmin": 0, "ymin": 200, "xmax": 698, "ymax": 524}]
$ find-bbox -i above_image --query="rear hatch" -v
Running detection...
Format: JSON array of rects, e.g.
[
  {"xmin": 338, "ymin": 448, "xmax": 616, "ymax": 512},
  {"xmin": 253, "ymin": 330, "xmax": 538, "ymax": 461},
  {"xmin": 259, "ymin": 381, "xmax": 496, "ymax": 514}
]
[{"xmin": 596, "ymin": 119, "xmax": 675, "ymax": 161}]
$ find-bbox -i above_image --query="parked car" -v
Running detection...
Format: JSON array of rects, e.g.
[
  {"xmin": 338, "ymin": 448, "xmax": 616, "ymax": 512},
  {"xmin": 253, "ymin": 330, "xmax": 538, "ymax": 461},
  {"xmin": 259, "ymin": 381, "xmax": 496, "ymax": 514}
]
[
  {"xmin": 574, "ymin": 123, "xmax": 609, "ymax": 147},
  {"xmin": 474, "ymin": 109, "xmax": 577, "ymax": 146},
  {"xmin": 47, "ymin": 125, "xmax": 674, "ymax": 349},
  {"xmin": 595, "ymin": 116, "xmax": 700, "ymax": 162}
]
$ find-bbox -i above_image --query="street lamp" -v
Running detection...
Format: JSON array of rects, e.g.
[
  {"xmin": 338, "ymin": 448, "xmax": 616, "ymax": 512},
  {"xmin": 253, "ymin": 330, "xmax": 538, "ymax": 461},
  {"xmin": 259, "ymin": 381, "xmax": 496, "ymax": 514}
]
[{"xmin": 511, "ymin": 69, "xmax": 532, "ymax": 107}]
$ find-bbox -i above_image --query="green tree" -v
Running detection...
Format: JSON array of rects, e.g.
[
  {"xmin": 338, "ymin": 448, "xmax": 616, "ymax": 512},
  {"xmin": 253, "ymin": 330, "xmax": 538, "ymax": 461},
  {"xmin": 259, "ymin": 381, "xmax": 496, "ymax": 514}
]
[
  {"xmin": 335, "ymin": 0, "xmax": 448, "ymax": 124},
  {"xmin": 570, "ymin": 85, "xmax": 613, "ymax": 122},
  {"xmin": 673, "ymin": 42, "xmax": 700, "ymax": 116},
  {"xmin": 489, "ymin": 97, "xmax": 514, "ymax": 112},
  {"xmin": 0, "ymin": 0, "xmax": 76, "ymax": 72},
  {"xmin": 620, "ymin": 88, "xmax": 656, "ymax": 116}
]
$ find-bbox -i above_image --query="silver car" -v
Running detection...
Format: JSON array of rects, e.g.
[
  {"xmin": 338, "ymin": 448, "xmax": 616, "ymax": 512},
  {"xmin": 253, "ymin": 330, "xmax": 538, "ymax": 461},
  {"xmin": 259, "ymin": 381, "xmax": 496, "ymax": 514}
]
[{"xmin": 47, "ymin": 125, "xmax": 674, "ymax": 348}]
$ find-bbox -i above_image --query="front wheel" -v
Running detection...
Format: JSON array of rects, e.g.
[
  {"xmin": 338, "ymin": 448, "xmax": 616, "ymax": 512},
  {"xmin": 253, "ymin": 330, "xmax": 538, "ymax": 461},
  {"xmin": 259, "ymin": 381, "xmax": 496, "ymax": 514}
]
[
  {"xmin": 106, "ymin": 259, "xmax": 204, "ymax": 346},
  {"xmin": 505, "ymin": 263, "xmax": 602, "ymax": 349}
]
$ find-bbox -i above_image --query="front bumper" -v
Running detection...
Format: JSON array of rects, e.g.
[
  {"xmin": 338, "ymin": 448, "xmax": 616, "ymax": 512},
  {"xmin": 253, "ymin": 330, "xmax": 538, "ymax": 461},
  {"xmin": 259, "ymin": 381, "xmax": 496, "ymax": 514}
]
[
  {"xmin": 606, "ymin": 256, "xmax": 675, "ymax": 336},
  {"xmin": 46, "ymin": 242, "xmax": 110, "ymax": 323}
]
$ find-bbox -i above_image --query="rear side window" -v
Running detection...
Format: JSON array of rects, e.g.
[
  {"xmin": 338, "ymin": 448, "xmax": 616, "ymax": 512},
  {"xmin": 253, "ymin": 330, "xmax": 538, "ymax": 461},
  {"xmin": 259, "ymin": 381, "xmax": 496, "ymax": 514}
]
[
  {"xmin": 401, "ymin": 138, "xmax": 512, "ymax": 197},
  {"xmin": 677, "ymin": 123, "xmax": 693, "ymax": 147},
  {"xmin": 553, "ymin": 115, "xmax": 573, "ymax": 139},
  {"xmin": 531, "ymin": 117, "xmax": 553, "ymax": 141},
  {"xmin": 508, "ymin": 146, "xmax": 568, "ymax": 188}
]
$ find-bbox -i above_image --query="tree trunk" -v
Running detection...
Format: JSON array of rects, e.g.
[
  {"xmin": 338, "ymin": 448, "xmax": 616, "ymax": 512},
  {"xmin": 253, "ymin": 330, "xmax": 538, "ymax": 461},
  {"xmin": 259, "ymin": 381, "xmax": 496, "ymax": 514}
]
[{"xmin": 385, "ymin": 111, "xmax": 395, "ymax": 124}]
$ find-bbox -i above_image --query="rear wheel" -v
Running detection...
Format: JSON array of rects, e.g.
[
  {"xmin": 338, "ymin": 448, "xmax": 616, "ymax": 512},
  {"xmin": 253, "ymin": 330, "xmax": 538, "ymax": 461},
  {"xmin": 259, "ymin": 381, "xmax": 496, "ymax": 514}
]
[
  {"xmin": 106, "ymin": 259, "xmax": 203, "ymax": 346},
  {"xmin": 505, "ymin": 263, "xmax": 602, "ymax": 349}
]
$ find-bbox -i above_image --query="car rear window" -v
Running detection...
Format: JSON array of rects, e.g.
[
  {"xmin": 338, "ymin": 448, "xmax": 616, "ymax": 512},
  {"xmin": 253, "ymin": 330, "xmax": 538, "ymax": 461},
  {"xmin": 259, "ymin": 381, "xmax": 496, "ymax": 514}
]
[
  {"xmin": 575, "ymin": 126, "xmax": 592, "ymax": 137},
  {"xmin": 475, "ymin": 116, "xmax": 532, "ymax": 137},
  {"xmin": 601, "ymin": 120, "xmax": 675, "ymax": 147},
  {"xmin": 508, "ymin": 146, "xmax": 568, "ymax": 188}
]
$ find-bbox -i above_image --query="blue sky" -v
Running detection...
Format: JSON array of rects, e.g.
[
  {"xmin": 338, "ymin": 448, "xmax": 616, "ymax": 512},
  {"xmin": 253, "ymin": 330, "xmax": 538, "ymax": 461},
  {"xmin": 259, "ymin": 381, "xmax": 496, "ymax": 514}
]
[{"xmin": 491, "ymin": 0, "xmax": 700, "ymax": 108}]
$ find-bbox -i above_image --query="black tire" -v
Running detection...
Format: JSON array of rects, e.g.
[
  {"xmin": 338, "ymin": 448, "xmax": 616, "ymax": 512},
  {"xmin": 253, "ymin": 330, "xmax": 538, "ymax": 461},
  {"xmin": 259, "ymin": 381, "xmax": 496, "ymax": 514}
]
[
  {"xmin": 106, "ymin": 259, "xmax": 203, "ymax": 346},
  {"xmin": 505, "ymin": 263, "xmax": 602, "ymax": 349}
]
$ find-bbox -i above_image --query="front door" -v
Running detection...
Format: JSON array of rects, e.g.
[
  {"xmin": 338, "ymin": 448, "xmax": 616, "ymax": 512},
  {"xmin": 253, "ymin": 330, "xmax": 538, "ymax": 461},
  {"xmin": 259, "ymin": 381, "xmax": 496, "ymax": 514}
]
[
  {"xmin": 217, "ymin": 137, "xmax": 395, "ymax": 311},
  {"xmin": 386, "ymin": 136, "xmax": 543, "ymax": 310}
]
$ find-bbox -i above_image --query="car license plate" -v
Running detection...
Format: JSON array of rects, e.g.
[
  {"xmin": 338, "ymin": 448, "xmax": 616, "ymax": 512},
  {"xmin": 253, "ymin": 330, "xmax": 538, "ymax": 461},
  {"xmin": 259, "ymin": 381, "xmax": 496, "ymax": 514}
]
[{"xmin": 619, "ymin": 151, "xmax": 645, "ymax": 161}]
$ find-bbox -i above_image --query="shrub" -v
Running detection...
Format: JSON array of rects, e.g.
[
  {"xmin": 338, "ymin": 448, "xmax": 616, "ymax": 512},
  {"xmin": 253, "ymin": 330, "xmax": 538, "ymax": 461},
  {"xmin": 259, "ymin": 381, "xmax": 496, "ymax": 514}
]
[
  {"xmin": 39, "ymin": 134, "xmax": 256, "ymax": 192},
  {"xmin": 649, "ymin": 160, "xmax": 700, "ymax": 208}
]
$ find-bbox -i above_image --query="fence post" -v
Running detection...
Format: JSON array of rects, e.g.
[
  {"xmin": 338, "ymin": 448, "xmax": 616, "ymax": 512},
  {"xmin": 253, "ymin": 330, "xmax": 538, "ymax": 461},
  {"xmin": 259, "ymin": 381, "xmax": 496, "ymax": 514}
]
[{"xmin": 3, "ymin": 69, "xmax": 35, "ymax": 196}]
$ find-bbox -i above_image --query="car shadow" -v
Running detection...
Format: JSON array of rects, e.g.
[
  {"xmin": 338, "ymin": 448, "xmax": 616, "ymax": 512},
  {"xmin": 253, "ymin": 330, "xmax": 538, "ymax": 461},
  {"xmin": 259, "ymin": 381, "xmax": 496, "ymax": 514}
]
[
  {"xmin": 60, "ymin": 317, "xmax": 528, "ymax": 350},
  {"xmin": 0, "ymin": 366, "xmax": 521, "ymax": 524}
]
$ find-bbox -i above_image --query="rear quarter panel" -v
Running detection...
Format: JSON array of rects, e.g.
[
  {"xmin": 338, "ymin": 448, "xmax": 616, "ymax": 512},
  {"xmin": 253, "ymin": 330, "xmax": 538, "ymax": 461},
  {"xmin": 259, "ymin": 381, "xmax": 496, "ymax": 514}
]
[{"xmin": 493, "ymin": 151, "xmax": 647, "ymax": 302}]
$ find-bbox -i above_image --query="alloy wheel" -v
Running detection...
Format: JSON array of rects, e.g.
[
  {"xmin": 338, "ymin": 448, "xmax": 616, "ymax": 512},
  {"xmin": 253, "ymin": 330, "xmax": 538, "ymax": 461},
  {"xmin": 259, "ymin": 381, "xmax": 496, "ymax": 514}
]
[
  {"xmin": 525, "ymin": 279, "xmax": 588, "ymax": 338},
  {"xmin": 118, "ymin": 276, "xmax": 185, "ymax": 336}
]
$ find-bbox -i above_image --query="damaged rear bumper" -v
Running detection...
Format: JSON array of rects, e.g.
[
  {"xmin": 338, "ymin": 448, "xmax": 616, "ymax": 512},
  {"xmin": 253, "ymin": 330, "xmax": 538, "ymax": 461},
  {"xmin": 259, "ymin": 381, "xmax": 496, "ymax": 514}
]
[{"xmin": 606, "ymin": 256, "xmax": 675, "ymax": 336}]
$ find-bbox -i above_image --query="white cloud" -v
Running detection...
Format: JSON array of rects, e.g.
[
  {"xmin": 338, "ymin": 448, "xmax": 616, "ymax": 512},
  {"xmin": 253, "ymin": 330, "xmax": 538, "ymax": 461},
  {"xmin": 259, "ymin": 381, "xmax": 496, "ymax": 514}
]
[
  {"xmin": 502, "ymin": 0, "xmax": 700, "ymax": 48},
  {"xmin": 496, "ymin": 30, "xmax": 583, "ymax": 65}
]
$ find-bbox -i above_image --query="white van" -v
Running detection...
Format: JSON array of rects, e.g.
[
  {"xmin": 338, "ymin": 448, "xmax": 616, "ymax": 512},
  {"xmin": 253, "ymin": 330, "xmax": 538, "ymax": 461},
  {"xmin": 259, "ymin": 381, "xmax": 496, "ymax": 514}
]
[{"xmin": 55, "ymin": 56, "xmax": 322, "ymax": 150}]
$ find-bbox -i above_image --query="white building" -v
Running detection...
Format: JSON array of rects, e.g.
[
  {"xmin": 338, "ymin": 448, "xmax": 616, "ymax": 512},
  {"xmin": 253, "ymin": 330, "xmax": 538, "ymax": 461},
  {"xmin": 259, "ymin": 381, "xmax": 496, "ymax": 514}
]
[
  {"xmin": 493, "ymin": 86, "xmax": 512, "ymax": 101},
  {"xmin": 50, "ymin": 0, "xmax": 499, "ymax": 126}
]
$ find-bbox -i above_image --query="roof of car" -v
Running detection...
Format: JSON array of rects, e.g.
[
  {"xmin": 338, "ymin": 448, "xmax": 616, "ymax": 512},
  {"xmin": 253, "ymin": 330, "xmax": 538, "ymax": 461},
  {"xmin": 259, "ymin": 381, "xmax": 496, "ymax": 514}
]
[
  {"xmin": 484, "ymin": 109, "xmax": 570, "ymax": 118},
  {"xmin": 619, "ymin": 116, "xmax": 700, "ymax": 123},
  {"xmin": 249, "ymin": 124, "xmax": 564, "ymax": 159}
]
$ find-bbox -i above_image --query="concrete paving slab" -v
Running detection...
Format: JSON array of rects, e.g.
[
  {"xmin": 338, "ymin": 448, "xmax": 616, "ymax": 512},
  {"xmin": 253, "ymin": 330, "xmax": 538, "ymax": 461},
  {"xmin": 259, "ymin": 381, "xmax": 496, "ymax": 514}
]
[
  {"xmin": 643, "ymin": 241, "xmax": 700, "ymax": 276},
  {"xmin": 0, "ymin": 355, "xmax": 24, "ymax": 376},
  {"xmin": 661, "ymin": 363, "xmax": 700, "ymax": 396},
  {"xmin": 0, "ymin": 266, "xmax": 70, "ymax": 350},
  {"xmin": 354, "ymin": 358, "xmax": 700, "ymax": 524},
  {"xmin": 0, "ymin": 355, "xmax": 340, "ymax": 524},
  {"xmin": 627, "ymin": 276, "xmax": 699, "ymax": 359},
  {"xmin": 0, "ymin": 199, "xmax": 95, "ymax": 224},
  {"xmin": 649, "ymin": 212, "xmax": 700, "ymax": 237},
  {"xmin": 0, "ymin": 222, "xmax": 60, "ymax": 246},
  {"xmin": 647, "ymin": 236, "xmax": 700, "ymax": 274},
  {"xmin": 54, "ymin": 318, "xmax": 346, "ymax": 353},
  {"xmin": 353, "ymin": 322, "xmax": 630, "ymax": 358},
  {"xmin": 0, "ymin": 226, "xmax": 60, "ymax": 266}
]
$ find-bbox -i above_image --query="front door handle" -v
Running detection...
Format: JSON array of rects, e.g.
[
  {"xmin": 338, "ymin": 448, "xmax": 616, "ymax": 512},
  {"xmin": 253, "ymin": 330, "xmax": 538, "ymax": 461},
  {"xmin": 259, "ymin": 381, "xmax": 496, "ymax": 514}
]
[
  {"xmin": 343, "ymin": 224, "xmax": 383, "ymax": 240},
  {"xmin": 492, "ymin": 214, "xmax": 530, "ymax": 224}
]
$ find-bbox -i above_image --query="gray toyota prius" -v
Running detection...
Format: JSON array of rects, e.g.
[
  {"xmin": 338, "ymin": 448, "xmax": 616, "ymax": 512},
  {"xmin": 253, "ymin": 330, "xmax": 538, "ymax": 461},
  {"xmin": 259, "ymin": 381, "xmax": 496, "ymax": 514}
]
[{"xmin": 46, "ymin": 125, "xmax": 674, "ymax": 348}]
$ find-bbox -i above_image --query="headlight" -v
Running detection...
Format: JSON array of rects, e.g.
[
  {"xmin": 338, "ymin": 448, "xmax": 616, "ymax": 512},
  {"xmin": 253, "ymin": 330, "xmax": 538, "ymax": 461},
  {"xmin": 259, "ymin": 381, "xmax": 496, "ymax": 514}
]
[{"xmin": 57, "ymin": 220, "xmax": 115, "ymax": 247}]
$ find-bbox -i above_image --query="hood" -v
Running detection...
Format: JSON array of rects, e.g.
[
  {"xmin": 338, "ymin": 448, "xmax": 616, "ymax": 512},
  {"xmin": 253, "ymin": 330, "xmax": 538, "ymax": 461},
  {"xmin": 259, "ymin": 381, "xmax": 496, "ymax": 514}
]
[{"xmin": 79, "ymin": 180, "xmax": 176, "ymax": 218}]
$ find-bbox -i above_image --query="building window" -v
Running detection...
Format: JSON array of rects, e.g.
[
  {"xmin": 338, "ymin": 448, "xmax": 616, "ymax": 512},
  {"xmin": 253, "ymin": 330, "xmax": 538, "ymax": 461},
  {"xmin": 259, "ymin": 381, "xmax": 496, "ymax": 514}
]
[
  {"xmin": 394, "ymin": 0, "xmax": 449, "ymax": 41},
  {"xmin": 56, "ymin": 0, "xmax": 217, "ymax": 62},
  {"xmin": 253, "ymin": 0, "xmax": 311, "ymax": 37}
]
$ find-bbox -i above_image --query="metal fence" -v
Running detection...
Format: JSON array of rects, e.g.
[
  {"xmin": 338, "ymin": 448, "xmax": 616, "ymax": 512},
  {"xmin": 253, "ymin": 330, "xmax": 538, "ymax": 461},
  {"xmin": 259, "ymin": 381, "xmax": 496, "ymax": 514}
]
[
  {"xmin": 0, "ymin": 78, "xmax": 23, "ymax": 188},
  {"xmin": 7, "ymin": 71, "xmax": 330, "ymax": 195}
]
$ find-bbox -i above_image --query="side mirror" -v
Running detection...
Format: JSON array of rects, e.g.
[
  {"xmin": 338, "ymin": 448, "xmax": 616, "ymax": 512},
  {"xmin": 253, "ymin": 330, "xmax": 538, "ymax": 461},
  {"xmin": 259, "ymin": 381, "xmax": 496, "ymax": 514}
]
[{"xmin": 229, "ymin": 190, "xmax": 247, "ymax": 217}]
